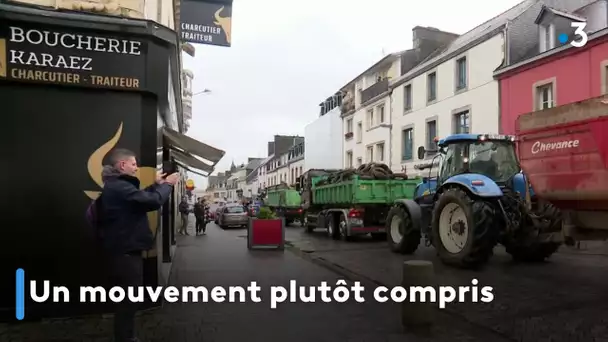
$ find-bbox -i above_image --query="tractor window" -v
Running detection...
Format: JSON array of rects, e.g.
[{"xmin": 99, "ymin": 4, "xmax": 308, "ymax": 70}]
[
  {"xmin": 469, "ymin": 141, "xmax": 519, "ymax": 182},
  {"xmin": 439, "ymin": 143, "xmax": 466, "ymax": 181}
]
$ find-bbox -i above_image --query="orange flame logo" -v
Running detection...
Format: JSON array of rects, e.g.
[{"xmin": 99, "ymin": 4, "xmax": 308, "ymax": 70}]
[
  {"xmin": 0, "ymin": 38, "xmax": 6, "ymax": 78},
  {"xmin": 214, "ymin": 6, "xmax": 232, "ymax": 44}
]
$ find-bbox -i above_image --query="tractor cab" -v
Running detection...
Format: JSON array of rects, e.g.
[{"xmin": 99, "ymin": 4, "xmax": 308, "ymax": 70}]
[{"xmin": 415, "ymin": 133, "xmax": 520, "ymax": 199}]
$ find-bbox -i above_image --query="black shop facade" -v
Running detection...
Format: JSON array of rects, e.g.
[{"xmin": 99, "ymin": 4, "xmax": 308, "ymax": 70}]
[{"xmin": 0, "ymin": 5, "xmax": 224, "ymax": 322}]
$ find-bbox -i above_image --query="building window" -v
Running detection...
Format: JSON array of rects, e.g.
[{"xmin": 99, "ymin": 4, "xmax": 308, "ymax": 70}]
[
  {"xmin": 426, "ymin": 120, "xmax": 437, "ymax": 153},
  {"xmin": 356, "ymin": 122, "xmax": 362, "ymax": 143},
  {"xmin": 404, "ymin": 84, "xmax": 412, "ymax": 111},
  {"xmin": 455, "ymin": 57, "xmax": 467, "ymax": 90},
  {"xmin": 536, "ymin": 83, "xmax": 554, "ymax": 110},
  {"xmin": 346, "ymin": 118, "xmax": 353, "ymax": 133},
  {"xmin": 376, "ymin": 143, "xmax": 385, "ymax": 162},
  {"xmin": 367, "ymin": 108, "xmax": 374, "ymax": 128},
  {"xmin": 402, "ymin": 128, "xmax": 413, "ymax": 161},
  {"xmin": 427, "ymin": 72, "xmax": 437, "ymax": 102},
  {"xmin": 356, "ymin": 157, "xmax": 363, "ymax": 166},
  {"xmin": 539, "ymin": 24, "xmax": 555, "ymax": 53},
  {"xmin": 346, "ymin": 151, "xmax": 353, "ymax": 168},
  {"xmin": 299, "ymin": 166, "xmax": 302, "ymax": 175},
  {"xmin": 453, "ymin": 111, "xmax": 470, "ymax": 133},
  {"xmin": 291, "ymin": 169, "xmax": 295, "ymax": 184},
  {"xmin": 377, "ymin": 105, "xmax": 385, "ymax": 124},
  {"xmin": 366, "ymin": 145, "xmax": 374, "ymax": 162}
]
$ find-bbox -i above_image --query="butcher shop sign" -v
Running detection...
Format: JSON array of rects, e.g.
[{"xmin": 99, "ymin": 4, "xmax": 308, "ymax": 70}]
[
  {"xmin": 180, "ymin": 1, "xmax": 232, "ymax": 47},
  {"xmin": 0, "ymin": 22, "xmax": 146, "ymax": 90}
]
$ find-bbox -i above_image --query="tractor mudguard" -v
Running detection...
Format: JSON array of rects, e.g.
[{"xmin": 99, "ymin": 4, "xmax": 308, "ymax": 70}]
[
  {"xmin": 511, "ymin": 173, "xmax": 535, "ymax": 199},
  {"xmin": 414, "ymin": 177, "xmax": 438, "ymax": 199},
  {"xmin": 442, "ymin": 174, "xmax": 503, "ymax": 198},
  {"xmin": 393, "ymin": 199, "xmax": 422, "ymax": 232}
]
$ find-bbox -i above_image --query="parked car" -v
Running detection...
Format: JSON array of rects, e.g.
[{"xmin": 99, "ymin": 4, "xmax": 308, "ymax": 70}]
[{"xmin": 217, "ymin": 204, "xmax": 249, "ymax": 229}]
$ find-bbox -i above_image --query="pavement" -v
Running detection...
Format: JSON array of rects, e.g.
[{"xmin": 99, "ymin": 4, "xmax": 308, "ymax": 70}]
[
  {"xmin": 0, "ymin": 217, "xmax": 503, "ymax": 342},
  {"xmin": 284, "ymin": 223, "xmax": 608, "ymax": 342}
]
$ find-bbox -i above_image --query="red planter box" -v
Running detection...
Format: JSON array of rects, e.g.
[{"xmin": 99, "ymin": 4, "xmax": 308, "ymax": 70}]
[{"xmin": 248, "ymin": 218, "xmax": 285, "ymax": 250}]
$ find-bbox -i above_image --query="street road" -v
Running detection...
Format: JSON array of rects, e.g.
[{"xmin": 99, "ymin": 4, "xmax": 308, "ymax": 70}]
[{"xmin": 284, "ymin": 223, "xmax": 608, "ymax": 342}]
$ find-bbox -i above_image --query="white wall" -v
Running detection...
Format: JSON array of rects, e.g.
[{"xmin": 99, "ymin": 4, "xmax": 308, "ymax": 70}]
[
  {"xmin": 342, "ymin": 58, "xmax": 399, "ymax": 168},
  {"xmin": 256, "ymin": 167, "xmax": 266, "ymax": 192},
  {"xmin": 390, "ymin": 34, "xmax": 504, "ymax": 177},
  {"xmin": 288, "ymin": 159, "xmax": 305, "ymax": 184},
  {"xmin": 305, "ymin": 107, "xmax": 343, "ymax": 171},
  {"xmin": 266, "ymin": 169, "xmax": 278, "ymax": 186},
  {"xmin": 275, "ymin": 153, "xmax": 290, "ymax": 184},
  {"xmin": 344, "ymin": 95, "xmax": 392, "ymax": 167}
]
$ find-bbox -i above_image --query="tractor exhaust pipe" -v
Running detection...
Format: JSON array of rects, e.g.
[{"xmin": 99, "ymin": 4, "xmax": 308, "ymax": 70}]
[{"xmin": 523, "ymin": 172, "xmax": 532, "ymax": 211}]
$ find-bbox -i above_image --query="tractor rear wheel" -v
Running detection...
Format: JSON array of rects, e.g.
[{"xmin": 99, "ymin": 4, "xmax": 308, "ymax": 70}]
[
  {"xmin": 386, "ymin": 206, "xmax": 420, "ymax": 254},
  {"xmin": 431, "ymin": 188, "xmax": 498, "ymax": 269},
  {"xmin": 505, "ymin": 202, "xmax": 562, "ymax": 262}
]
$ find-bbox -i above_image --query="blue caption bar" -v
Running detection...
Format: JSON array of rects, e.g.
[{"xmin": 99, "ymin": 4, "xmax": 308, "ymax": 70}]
[{"xmin": 16, "ymin": 268, "xmax": 24, "ymax": 320}]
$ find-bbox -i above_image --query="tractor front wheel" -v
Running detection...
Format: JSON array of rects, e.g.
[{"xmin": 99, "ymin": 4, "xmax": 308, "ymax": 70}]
[
  {"xmin": 505, "ymin": 202, "xmax": 561, "ymax": 262},
  {"xmin": 431, "ymin": 188, "xmax": 497, "ymax": 269}
]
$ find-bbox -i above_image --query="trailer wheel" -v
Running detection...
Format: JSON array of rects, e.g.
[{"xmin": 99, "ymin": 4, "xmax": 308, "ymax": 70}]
[
  {"xmin": 305, "ymin": 216, "xmax": 314, "ymax": 233},
  {"xmin": 386, "ymin": 206, "xmax": 420, "ymax": 254},
  {"xmin": 327, "ymin": 214, "xmax": 340, "ymax": 240},
  {"xmin": 505, "ymin": 202, "xmax": 562, "ymax": 262},
  {"xmin": 339, "ymin": 214, "xmax": 354, "ymax": 241},
  {"xmin": 431, "ymin": 188, "xmax": 497, "ymax": 269}
]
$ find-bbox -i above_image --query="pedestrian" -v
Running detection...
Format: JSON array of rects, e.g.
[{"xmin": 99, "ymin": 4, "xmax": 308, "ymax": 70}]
[
  {"xmin": 97, "ymin": 148, "xmax": 178, "ymax": 342},
  {"xmin": 178, "ymin": 197, "xmax": 190, "ymax": 235},
  {"xmin": 193, "ymin": 198, "xmax": 206, "ymax": 235}
]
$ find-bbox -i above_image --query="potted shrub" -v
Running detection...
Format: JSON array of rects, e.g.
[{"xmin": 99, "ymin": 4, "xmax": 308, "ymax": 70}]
[{"xmin": 248, "ymin": 206, "xmax": 284, "ymax": 250}]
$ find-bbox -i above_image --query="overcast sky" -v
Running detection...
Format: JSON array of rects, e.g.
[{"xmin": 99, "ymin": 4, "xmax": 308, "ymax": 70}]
[{"xmin": 183, "ymin": 0, "xmax": 523, "ymax": 189}]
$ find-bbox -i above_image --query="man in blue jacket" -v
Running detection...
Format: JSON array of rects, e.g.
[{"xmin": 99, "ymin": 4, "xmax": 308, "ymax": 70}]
[{"xmin": 99, "ymin": 148, "xmax": 178, "ymax": 342}]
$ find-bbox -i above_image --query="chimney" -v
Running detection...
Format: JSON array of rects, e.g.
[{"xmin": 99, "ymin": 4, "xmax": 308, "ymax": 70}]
[
  {"xmin": 268, "ymin": 142, "xmax": 275, "ymax": 156},
  {"xmin": 412, "ymin": 26, "xmax": 459, "ymax": 54}
]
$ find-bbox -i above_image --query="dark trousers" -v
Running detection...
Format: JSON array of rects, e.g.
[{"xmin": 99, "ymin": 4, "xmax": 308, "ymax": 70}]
[
  {"xmin": 195, "ymin": 216, "xmax": 206, "ymax": 233},
  {"xmin": 110, "ymin": 253, "xmax": 143, "ymax": 341}
]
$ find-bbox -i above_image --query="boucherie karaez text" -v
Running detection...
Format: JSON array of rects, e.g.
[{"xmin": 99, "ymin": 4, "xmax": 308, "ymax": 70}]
[{"xmin": 7, "ymin": 26, "xmax": 142, "ymax": 71}]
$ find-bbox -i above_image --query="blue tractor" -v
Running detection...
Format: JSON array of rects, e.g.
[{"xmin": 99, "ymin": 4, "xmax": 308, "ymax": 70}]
[{"xmin": 386, "ymin": 133, "xmax": 562, "ymax": 268}]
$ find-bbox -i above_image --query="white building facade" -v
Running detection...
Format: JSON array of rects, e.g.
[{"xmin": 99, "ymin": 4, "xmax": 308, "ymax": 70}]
[
  {"xmin": 287, "ymin": 141, "xmax": 304, "ymax": 185},
  {"xmin": 390, "ymin": 35, "xmax": 505, "ymax": 177},
  {"xmin": 226, "ymin": 167, "xmax": 246, "ymax": 201},
  {"xmin": 305, "ymin": 94, "xmax": 346, "ymax": 171},
  {"xmin": 341, "ymin": 54, "xmax": 401, "ymax": 168}
]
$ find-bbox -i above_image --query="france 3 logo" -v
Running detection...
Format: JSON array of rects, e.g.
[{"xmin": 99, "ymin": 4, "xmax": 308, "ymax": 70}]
[{"xmin": 560, "ymin": 22, "xmax": 588, "ymax": 48}]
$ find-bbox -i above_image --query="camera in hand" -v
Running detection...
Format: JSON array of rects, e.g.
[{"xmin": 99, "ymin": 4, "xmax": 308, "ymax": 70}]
[{"xmin": 162, "ymin": 161, "xmax": 177, "ymax": 177}]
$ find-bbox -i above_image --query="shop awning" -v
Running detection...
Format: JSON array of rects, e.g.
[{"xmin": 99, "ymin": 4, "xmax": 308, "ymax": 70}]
[
  {"xmin": 162, "ymin": 127, "xmax": 225, "ymax": 170},
  {"xmin": 170, "ymin": 149, "xmax": 214, "ymax": 175},
  {"xmin": 175, "ymin": 161, "xmax": 208, "ymax": 177}
]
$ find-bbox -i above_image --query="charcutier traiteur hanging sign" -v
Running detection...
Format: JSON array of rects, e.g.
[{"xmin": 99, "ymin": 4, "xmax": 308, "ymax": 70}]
[
  {"xmin": 0, "ymin": 21, "xmax": 146, "ymax": 90},
  {"xmin": 180, "ymin": 1, "xmax": 232, "ymax": 47}
]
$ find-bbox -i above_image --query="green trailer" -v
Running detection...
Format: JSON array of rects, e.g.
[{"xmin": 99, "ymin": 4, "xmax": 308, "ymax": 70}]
[
  {"xmin": 312, "ymin": 176, "xmax": 419, "ymax": 205},
  {"xmin": 264, "ymin": 185, "xmax": 304, "ymax": 225},
  {"xmin": 298, "ymin": 166, "xmax": 421, "ymax": 241}
]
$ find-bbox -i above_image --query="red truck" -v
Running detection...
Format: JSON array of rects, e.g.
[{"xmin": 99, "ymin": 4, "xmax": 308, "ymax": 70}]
[{"xmin": 516, "ymin": 94, "xmax": 608, "ymax": 246}]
